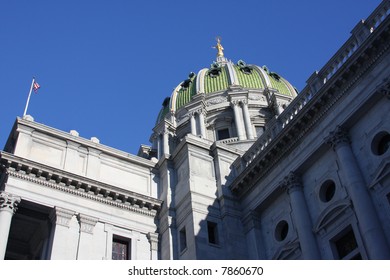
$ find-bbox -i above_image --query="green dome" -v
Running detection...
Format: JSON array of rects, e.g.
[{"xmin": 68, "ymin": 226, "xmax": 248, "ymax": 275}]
[{"xmin": 156, "ymin": 57, "xmax": 298, "ymax": 124}]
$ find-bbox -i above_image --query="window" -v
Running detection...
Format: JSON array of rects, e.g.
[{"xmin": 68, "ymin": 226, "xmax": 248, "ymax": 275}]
[
  {"xmin": 371, "ymin": 131, "xmax": 390, "ymax": 155},
  {"xmin": 112, "ymin": 236, "xmax": 131, "ymax": 260},
  {"xmin": 207, "ymin": 221, "xmax": 219, "ymax": 245},
  {"xmin": 217, "ymin": 128, "xmax": 230, "ymax": 140},
  {"xmin": 319, "ymin": 180, "xmax": 336, "ymax": 203},
  {"xmin": 331, "ymin": 226, "xmax": 361, "ymax": 259},
  {"xmin": 274, "ymin": 220, "xmax": 289, "ymax": 242},
  {"xmin": 179, "ymin": 227, "xmax": 187, "ymax": 253}
]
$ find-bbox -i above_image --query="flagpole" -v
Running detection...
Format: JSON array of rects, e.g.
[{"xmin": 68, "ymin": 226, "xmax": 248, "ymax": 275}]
[{"xmin": 23, "ymin": 78, "xmax": 35, "ymax": 117}]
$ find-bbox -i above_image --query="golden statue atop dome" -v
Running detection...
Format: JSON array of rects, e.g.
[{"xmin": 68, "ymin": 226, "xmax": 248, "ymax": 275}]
[{"xmin": 213, "ymin": 36, "xmax": 224, "ymax": 58}]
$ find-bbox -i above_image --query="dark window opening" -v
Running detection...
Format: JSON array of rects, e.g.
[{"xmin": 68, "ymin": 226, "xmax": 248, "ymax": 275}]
[
  {"xmin": 180, "ymin": 227, "xmax": 187, "ymax": 253},
  {"xmin": 241, "ymin": 67, "xmax": 252, "ymax": 74},
  {"xmin": 319, "ymin": 180, "xmax": 336, "ymax": 203},
  {"xmin": 275, "ymin": 220, "xmax": 289, "ymax": 242},
  {"xmin": 333, "ymin": 227, "xmax": 359, "ymax": 259},
  {"xmin": 207, "ymin": 221, "xmax": 219, "ymax": 245},
  {"xmin": 371, "ymin": 131, "xmax": 390, "ymax": 156},
  {"xmin": 112, "ymin": 236, "xmax": 130, "ymax": 260},
  {"xmin": 217, "ymin": 128, "xmax": 230, "ymax": 140}
]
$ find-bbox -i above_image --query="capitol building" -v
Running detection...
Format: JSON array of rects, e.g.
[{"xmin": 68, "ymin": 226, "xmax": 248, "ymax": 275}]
[{"xmin": 1, "ymin": 1, "xmax": 390, "ymax": 260}]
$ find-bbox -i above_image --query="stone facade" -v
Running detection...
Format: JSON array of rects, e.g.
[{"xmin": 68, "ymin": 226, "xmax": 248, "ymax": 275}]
[{"xmin": 0, "ymin": 1, "xmax": 389, "ymax": 260}]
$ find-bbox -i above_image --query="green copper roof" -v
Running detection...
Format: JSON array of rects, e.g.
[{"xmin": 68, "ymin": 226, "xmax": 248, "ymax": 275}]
[
  {"xmin": 156, "ymin": 97, "xmax": 170, "ymax": 124},
  {"xmin": 204, "ymin": 65, "xmax": 229, "ymax": 93},
  {"xmin": 175, "ymin": 77, "xmax": 197, "ymax": 109},
  {"xmin": 268, "ymin": 73, "xmax": 292, "ymax": 96},
  {"xmin": 155, "ymin": 59, "xmax": 298, "ymax": 125},
  {"xmin": 234, "ymin": 65, "xmax": 265, "ymax": 89}
]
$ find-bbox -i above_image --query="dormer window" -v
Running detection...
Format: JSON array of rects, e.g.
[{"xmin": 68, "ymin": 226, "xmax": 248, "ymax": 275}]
[
  {"xmin": 208, "ymin": 62, "xmax": 222, "ymax": 78},
  {"xmin": 241, "ymin": 67, "xmax": 252, "ymax": 74},
  {"xmin": 237, "ymin": 59, "xmax": 252, "ymax": 74}
]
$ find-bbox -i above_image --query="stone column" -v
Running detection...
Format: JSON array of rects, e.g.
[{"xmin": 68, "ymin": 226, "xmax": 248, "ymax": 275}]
[
  {"xmin": 231, "ymin": 101, "xmax": 246, "ymax": 141},
  {"xmin": 326, "ymin": 127, "xmax": 390, "ymax": 259},
  {"xmin": 147, "ymin": 232, "xmax": 159, "ymax": 260},
  {"xmin": 242, "ymin": 101, "xmax": 254, "ymax": 140},
  {"xmin": 283, "ymin": 173, "xmax": 320, "ymax": 259},
  {"xmin": 163, "ymin": 132, "xmax": 169, "ymax": 156},
  {"xmin": 0, "ymin": 192, "xmax": 21, "ymax": 259},
  {"xmin": 198, "ymin": 111, "xmax": 207, "ymax": 138},
  {"xmin": 190, "ymin": 114, "xmax": 196, "ymax": 135},
  {"xmin": 157, "ymin": 134, "xmax": 162, "ymax": 159}
]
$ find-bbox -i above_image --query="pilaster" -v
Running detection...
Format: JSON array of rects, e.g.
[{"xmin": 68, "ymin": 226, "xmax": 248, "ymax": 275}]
[
  {"xmin": 49, "ymin": 207, "xmax": 78, "ymax": 259},
  {"xmin": 147, "ymin": 232, "xmax": 159, "ymax": 260},
  {"xmin": 76, "ymin": 213, "xmax": 98, "ymax": 259}
]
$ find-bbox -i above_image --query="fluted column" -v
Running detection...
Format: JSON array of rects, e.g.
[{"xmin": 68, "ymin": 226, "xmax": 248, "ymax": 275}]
[
  {"xmin": 283, "ymin": 173, "xmax": 320, "ymax": 259},
  {"xmin": 231, "ymin": 101, "xmax": 246, "ymax": 140},
  {"xmin": 325, "ymin": 126, "xmax": 390, "ymax": 259},
  {"xmin": 0, "ymin": 192, "xmax": 21, "ymax": 259},
  {"xmin": 190, "ymin": 114, "xmax": 196, "ymax": 135},
  {"xmin": 198, "ymin": 111, "xmax": 207, "ymax": 138},
  {"xmin": 242, "ymin": 101, "xmax": 254, "ymax": 140}
]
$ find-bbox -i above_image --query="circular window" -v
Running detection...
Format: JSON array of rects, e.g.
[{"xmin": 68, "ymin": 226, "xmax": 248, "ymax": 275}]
[
  {"xmin": 319, "ymin": 180, "xmax": 336, "ymax": 203},
  {"xmin": 274, "ymin": 220, "xmax": 289, "ymax": 242},
  {"xmin": 371, "ymin": 131, "xmax": 390, "ymax": 156}
]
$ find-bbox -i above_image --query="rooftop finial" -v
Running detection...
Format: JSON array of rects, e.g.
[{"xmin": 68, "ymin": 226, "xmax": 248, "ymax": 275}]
[{"xmin": 213, "ymin": 36, "xmax": 224, "ymax": 58}]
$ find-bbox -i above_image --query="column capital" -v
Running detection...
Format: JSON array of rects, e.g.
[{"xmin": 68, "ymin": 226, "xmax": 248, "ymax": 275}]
[
  {"xmin": 282, "ymin": 172, "xmax": 302, "ymax": 193},
  {"xmin": 50, "ymin": 207, "xmax": 75, "ymax": 227},
  {"xmin": 0, "ymin": 192, "xmax": 21, "ymax": 214},
  {"xmin": 77, "ymin": 213, "xmax": 98, "ymax": 234},
  {"xmin": 230, "ymin": 100, "xmax": 241, "ymax": 107},
  {"xmin": 325, "ymin": 126, "xmax": 350, "ymax": 149}
]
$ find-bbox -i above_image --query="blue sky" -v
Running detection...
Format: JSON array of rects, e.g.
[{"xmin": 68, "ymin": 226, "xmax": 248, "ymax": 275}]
[{"xmin": 0, "ymin": 0, "xmax": 382, "ymax": 154}]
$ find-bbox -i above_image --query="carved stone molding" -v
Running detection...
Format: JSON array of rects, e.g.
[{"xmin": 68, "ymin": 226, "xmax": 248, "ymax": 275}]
[
  {"xmin": 50, "ymin": 207, "xmax": 75, "ymax": 227},
  {"xmin": 377, "ymin": 78, "xmax": 390, "ymax": 99},
  {"xmin": 147, "ymin": 232, "xmax": 159, "ymax": 251},
  {"xmin": 206, "ymin": 96, "xmax": 227, "ymax": 106},
  {"xmin": 78, "ymin": 213, "xmax": 98, "ymax": 234},
  {"xmin": 325, "ymin": 126, "xmax": 350, "ymax": 149},
  {"xmin": 282, "ymin": 172, "xmax": 302, "ymax": 194},
  {"xmin": 0, "ymin": 192, "xmax": 21, "ymax": 214}
]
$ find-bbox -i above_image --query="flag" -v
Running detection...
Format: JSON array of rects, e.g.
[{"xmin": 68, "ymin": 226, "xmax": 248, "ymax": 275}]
[{"xmin": 33, "ymin": 80, "xmax": 40, "ymax": 92}]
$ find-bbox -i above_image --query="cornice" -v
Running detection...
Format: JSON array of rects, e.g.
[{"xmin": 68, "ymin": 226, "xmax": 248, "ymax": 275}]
[{"xmin": 0, "ymin": 152, "xmax": 162, "ymax": 217}]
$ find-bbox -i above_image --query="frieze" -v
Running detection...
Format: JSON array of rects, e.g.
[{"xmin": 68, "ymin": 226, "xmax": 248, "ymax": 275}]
[{"xmin": 206, "ymin": 96, "xmax": 228, "ymax": 106}]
